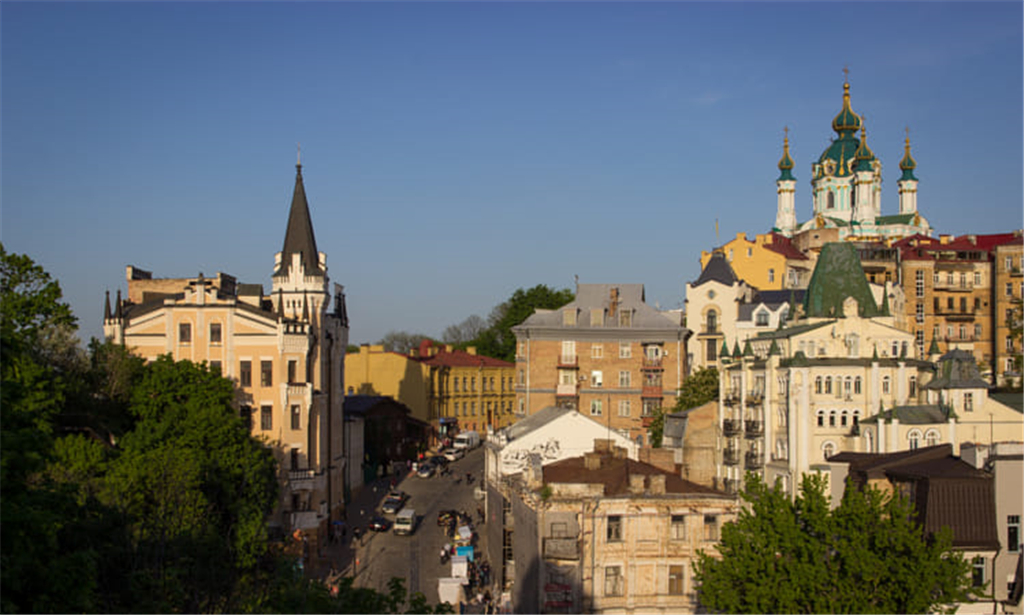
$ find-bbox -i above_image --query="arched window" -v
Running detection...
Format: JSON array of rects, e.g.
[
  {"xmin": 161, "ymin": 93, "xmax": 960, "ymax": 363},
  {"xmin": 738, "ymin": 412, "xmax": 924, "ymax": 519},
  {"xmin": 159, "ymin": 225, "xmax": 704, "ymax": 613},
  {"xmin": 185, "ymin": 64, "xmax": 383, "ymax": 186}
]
[
  {"xmin": 816, "ymin": 410, "xmax": 825, "ymax": 427},
  {"xmin": 852, "ymin": 410, "xmax": 861, "ymax": 426},
  {"xmin": 909, "ymin": 376, "xmax": 917, "ymax": 398},
  {"xmin": 829, "ymin": 410, "xmax": 836, "ymax": 427},
  {"xmin": 882, "ymin": 376, "xmax": 891, "ymax": 395},
  {"xmin": 864, "ymin": 429, "xmax": 874, "ymax": 453},
  {"xmin": 843, "ymin": 377, "xmax": 852, "ymax": 398},
  {"xmin": 825, "ymin": 377, "xmax": 833, "ymax": 394},
  {"xmin": 815, "ymin": 377, "xmax": 823, "ymax": 394},
  {"xmin": 908, "ymin": 429, "xmax": 922, "ymax": 450},
  {"xmin": 822, "ymin": 442, "xmax": 835, "ymax": 460},
  {"xmin": 706, "ymin": 310, "xmax": 718, "ymax": 334},
  {"xmin": 854, "ymin": 376, "xmax": 862, "ymax": 395},
  {"xmin": 840, "ymin": 410, "xmax": 849, "ymax": 427},
  {"xmin": 925, "ymin": 430, "xmax": 939, "ymax": 447},
  {"xmin": 827, "ymin": 191, "xmax": 835, "ymax": 210}
]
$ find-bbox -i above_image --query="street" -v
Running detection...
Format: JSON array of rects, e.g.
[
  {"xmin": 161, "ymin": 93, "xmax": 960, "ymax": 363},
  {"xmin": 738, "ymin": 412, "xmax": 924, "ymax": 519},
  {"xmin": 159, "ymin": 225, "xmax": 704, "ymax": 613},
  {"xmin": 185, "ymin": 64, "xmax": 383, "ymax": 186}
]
[{"xmin": 318, "ymin": 445, "xmax": 490, "ymax": 608}]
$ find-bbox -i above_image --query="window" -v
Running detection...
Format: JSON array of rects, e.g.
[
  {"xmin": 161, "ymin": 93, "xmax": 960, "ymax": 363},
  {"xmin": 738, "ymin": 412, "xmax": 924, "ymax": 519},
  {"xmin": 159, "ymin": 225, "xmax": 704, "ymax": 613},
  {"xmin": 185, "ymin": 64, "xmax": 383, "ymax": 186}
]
[
  {"xmin": 843, "ymin": 377, "xmax": 852, "ymax": 398},
  {"xmin": 471, "ymin": 402, "xmax": 476, "ymax": 416},
  {"xmin": 240, "ymin": 360, "xmax": 252, "ymax": 387},
  {"xmin": 591, "ymin": 308, "xmax": 604, "ymax": 326},
  {"xmin": 210, "ymin": 360, "xmax": 221, "ymax": 373},
  {"xmin": 619, "ymin": 343, "xmax": 631, "ymax": 358},
  {"xmin": 964, "ymin": 392, "xmax": 974, "ymax": 413},
  {"xmin": 840, "ymin": 410, "xmax": 848, "ymax": 427},
  {"xmin": 703, "ymin": 515, "xmax": 719, "ymax": 541},
  {"xmin": 1007, "ymin": 336, "xmax": 1015, "ymax": 352},
  {"xmin": 1009, "ymin": 515, "xmax": 1020, "ymax": 553},
  {"xmin": 706, "ymin": 310, "xmax": 718, "ymax": 333},
  {"xmin": 559, "ymin": 370, "xmax": 575, "ymax": 386},
  {"xmin": 908, "ymin": 430, "xmax": 921, "ymax": 450},
  {"xmin": 591, "ymin": 370, "xmax": 603, "ymax": 387},
  {"xmin": 882, "ymin": 376, "xmax": 891, "ymax": 395},
  {"xmin": 824, "ymin": 376, "xmax": 832, "ymax": 395},
  {"xmin": 563, "ymin": 309, "xmax": 577, "ymax": 326},
  {"xmin": 260, "ymin": 360, "xmax": 273, "ymax": 387},
  {"xmin": 815, "ymin": 377, "xmax": 822, "ymax": 394},
  {"xmin": 454, "ymin": 378, "xmax": 460, "ymax": 392},
  {"xmin": 592, "ymin": 344, "xmax": 604, "ymax": 359},
  {"xmin": 619, "ymin": 310, "xmax": 632, "ymax": 327},
  {"xmin": 972, "ymin": 557, "xmax": 986, "ymax": 588},
  {"xmin": 829, "ymin": 411, "xmax": 836, "ymax": 427},
  {"xmin": 975, "ymin": 324, "xmax": 983, "ymax": 340},
  {"xmin": 291, "ymin": 405, "xmax": 300, "ymax": 430},
  {"xmin": 1007, "ymin": 256, "xmax": 1014, "ymax": 271},
  {"xmin": 974, "ymin": 271, "xmax": 982, "ymax": 286},
  {"xmin": 816, "ymin": 410, "xmax": 825, "ymax": 427},
  {"xmin": 823, "ymin": 442, "xmax": 835, "ymax": 460},
  {"xmin": 618, "ymin": 400, "xmax": 631, "ymax": 417},
  {"xmin": 925, "ymin": 429, "xmax": 938, "ymax": 447},
  {"xmin": 619, "ymin": 371, "xmax": 631, "ymax": 388},
  {"xmin": 747, "ymin": 247, "xmax": 753, "ymax": 257},
  {"xmin": 179, "ymin": 322, "xmax": 192, "ymax": 344},
  {"xmin": 471, "ymin": 377, "xmax": 476, "ymax": 391},
  {"xmin": 915, "ymin": 270, "xmax": 924, "ymax": 298},
  {"xmin": 668, "ymin": 565, "xmax": 685, "ymax": 595},
  {"xmin": 1008, "ymin": 282, "xmax": 1014, "ymax": 297},
  {"xmin": 260, "ymin": 405, "xmax": 272, "ymax": 430},
  {"xmin": 707, "ymin": 340, "xmax": 717, "ymax": 362},
  {"xmin": 756, "ymin": 311, "xmax": 769, "ymax": 326},
  {"xmin": 288, "ymin": 360, "xmax": 297, "ymax": 383},
  {"xmin": 210, "ymin": 322, "xmax": 222, "ymax": 344},
  {"xmin": 768, "ymin": 268, "xmax": 775, "ymax": 283},
  {"xmin": 240, "ymin": 405, "xmax": 253, "ymax": 431},
  {"xmin": 909, "ymin": 376, "xmax": 916, "ymax": 398},
  {"xmin": 670, "ymin": 515, "xmax": 686, "ymax": 540},
  {"xmin": 916, "ymin": 303, "xmax": 924, "ymax": 324},
  {"xmin": 854, "ymin": 376, "xmax": 862, "ymax": 395},
  {"xmin": 607, "ymin": 516, "xmax": 622, "ymax": 542},
  {"xmin": 590, "ymin": 400, "xmax": 602, "ymax": 416},
  {"xmin": 642, "ymin": 399, "xmax": 659, "ymax": 417},
  {"xmin": 517, "ymin": 370, "xmax": 525, "ymax": 386},
  {"xmin": 604, "ymin": 566, "xmax": 624, "ymax": 597},
  {"xmin": 827, "ymin": 191, "xmax": 835, "ymax": 209},
  {"xmin": 853, "ymin": 409, "xmax": 861, "ymax": 426}
]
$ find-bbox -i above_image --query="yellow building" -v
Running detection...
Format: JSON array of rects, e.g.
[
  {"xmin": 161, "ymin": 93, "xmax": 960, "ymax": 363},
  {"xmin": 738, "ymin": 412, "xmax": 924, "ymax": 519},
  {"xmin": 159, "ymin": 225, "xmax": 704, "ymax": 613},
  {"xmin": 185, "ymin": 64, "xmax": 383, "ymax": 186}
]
[
  {"xmin": 700, "ymin": 232, "xmax": 811, "ymax": 290},
  {"xmin": 344, "ymin": 341, "xmax": 517, "ymax": 444},
  {"xmin": 104, "ymin": 162, "xmax": 349, "ymax": 537},
  {"xmin": 993, "ymin": 237, "xmax": 1024, "ymax": 386}
]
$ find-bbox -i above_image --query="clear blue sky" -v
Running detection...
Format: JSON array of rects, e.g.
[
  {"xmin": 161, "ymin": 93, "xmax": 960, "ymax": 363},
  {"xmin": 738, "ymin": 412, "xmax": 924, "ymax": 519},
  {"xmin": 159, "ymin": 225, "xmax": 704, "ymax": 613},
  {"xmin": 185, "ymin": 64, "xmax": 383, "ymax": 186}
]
[{"xmin": 3, "ymin": 1, "xmax": 1022, "ymax": 346}]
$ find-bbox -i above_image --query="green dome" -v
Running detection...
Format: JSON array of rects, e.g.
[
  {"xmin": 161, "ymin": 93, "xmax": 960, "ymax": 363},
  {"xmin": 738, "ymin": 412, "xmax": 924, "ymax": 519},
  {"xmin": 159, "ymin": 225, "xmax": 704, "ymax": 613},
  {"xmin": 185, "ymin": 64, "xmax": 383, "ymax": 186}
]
[
  {"xmin": 853, "ymin": 125, "xmax": 876, "ymax": 171},
  {"xmin": 778, "ymin": 132, "xmax": 796, "ymax": 181},
  {"xmin": 831, "ymin": 81, "xmax": 862, "ymax": 134},
  {"xmin": 899, "ymin": 135, "xmax": 918, "ymax": 181},
  {"xmin": 817, "ymin": 80, "xmax": 864, "ymax": 178}
]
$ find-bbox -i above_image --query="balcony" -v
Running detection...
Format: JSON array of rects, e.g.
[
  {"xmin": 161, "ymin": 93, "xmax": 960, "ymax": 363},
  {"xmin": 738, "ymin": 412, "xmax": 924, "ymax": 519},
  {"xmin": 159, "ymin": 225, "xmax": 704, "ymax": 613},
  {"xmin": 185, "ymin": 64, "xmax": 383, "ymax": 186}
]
[
  {"xmin": 557, "ymin": 355, "xmax": 578, "ymax": 368},
  {"xmin": 744, "ymin": 452, "xmax": 765, "ymax": 469},
  {"xmin": 642, "ymin": 356, "xmax": 664, "ymax": 370},
  {"xmin": 1011, "ymin": 266, "xmax": 1023, "ymax": 278},
  {"xmin": 556, "ymin": 383, "xmax": 578, "ymax": 397},
  {"xmin": 723, "ymin": 419, "xmax": 742, "ymax": 438},
  {"xmin": 722, "ymin": 391, "xmax": 740, "ymax": 406},
  {"xmin": 543, "ymin": 537, "xmax": 580, "ymax": 560},
  {"xmin": 744, "ymin": 420, "xmax": 763, "ymax": 437},
  {"xmin": 641, "ymin": 385, "xmax": 663, "ymax": 399},
  {"xmin": 723, "ymin": 448, "xmax": 740, "ymax": 466},
  {"xmin": 745, "ymin": 391, "xmax": 764, "ymax": 406},
  {"xmin": 289, "ymin": 468, "xmax": 316, "ymax": 491},
  {"xmin": 933, "ymin": 279, "xmax": 974, "ymax": 292},
  {"xmin": 723, "ymin": 478, "xmax": 741, "ymax": 495}
]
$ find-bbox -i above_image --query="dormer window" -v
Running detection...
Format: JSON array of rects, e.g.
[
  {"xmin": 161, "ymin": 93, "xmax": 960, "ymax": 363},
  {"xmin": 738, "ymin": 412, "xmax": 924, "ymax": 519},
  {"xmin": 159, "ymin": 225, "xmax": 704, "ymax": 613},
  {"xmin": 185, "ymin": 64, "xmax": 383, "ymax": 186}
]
[
  {"xmin": 756, "ymin": 311, "xmax": 769, "ymax": 327},
  {"xmin": 619, "ymin": 310, "xmax": 632, "ymax": 327},
  {"xmin": 563, "ymin": 309, "xmax": 577, "ymax": 326}
]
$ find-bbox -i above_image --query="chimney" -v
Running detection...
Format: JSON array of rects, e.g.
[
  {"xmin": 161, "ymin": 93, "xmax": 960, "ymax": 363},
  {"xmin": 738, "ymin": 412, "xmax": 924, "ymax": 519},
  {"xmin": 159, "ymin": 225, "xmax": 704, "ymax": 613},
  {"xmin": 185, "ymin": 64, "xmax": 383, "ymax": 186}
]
[
  {"xmin": 467, "ymin": 346, "xmax": 477, "ymax": 355},
  {"xmin": 584, "ymin": 452, "xmax": 602, "ymax": 471},
  {"xmin": 594, "ymin": 439, "xmax": 612, "ymax": 454},
  {"xmin": 609, "ymin": 287, "xmax": 619, "ymax": 317},
  {"xmin": 648, "ymin": 474, "xmax": 666, "ymax": 495},
  {"xmin": 644, "ymin": 448, "xmax": 677, "ymax": 474},
  {"xmin": 628, "ymin": 473, "xmax": 645, "ymax": 494},
  {"xmin": 445, "ymin": 345, "xmax": 453, "ymax": 353},
  {"xmin": 526, "ymin": 454, "xmax": 544, "ymax": 490},
  {"xmin": 611, "ymin": 446, "xmax": 627, "ymax": 460}
]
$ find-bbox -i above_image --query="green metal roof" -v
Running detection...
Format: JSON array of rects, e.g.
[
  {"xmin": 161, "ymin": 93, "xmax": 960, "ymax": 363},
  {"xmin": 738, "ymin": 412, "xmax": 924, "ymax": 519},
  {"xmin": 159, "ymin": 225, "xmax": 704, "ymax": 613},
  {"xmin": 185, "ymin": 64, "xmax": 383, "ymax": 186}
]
[{"xmin": 803, "ymin": 242, "xmax": 881, "ymax": 318}]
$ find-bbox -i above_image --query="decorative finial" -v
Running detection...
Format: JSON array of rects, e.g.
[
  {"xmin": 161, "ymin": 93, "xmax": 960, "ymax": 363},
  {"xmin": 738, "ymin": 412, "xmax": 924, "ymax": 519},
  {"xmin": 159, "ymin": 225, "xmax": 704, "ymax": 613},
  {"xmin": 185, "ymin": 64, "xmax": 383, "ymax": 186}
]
[
  {"xmin": 297, "ymin": 142, "xmax": 301, "ymax": 167},
  {"xmin": 843, "ymin": 65, "xmax": 849, "ymax": 84}
]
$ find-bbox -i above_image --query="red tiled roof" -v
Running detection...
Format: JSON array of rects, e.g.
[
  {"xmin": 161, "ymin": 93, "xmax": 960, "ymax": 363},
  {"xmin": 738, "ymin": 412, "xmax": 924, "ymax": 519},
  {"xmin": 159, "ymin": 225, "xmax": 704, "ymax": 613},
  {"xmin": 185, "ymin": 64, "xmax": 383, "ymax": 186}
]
[
  {"xmin": 764, "ymin": 232, "xmax": 809, "ymax": 260},
  {"xmin": 417, "ymin": 347, "xmax": 514, "ymax": 368},
  {"xmin": 543, "ymin": 454, "xmax": 724, "ymax": 497},
  {"xmin": 961, "ymin": 232, "xmax": 1023, "ymax": 252}
]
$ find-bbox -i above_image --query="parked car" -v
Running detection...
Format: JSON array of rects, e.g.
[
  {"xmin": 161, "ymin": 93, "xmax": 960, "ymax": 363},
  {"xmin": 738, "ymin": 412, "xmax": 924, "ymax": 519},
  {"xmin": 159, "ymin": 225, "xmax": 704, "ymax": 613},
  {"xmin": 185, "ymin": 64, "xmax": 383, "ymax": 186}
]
[
  {"xmin": 416, "ymin": 460, "xmax": 436, "ymax": 478},
  {"xmin": 453, "ymin": 430, "xmax": 480, "ymax": 450},
  {"xmin": 444, "ymin": 448, "xmax": 465, "ymax": 462},
  {"xmin": 369, "ymin": 516, "xmax": 390, "ymax": 532},
  {"xmin": 393, "ymin": 508, "xmax": 416, "ymax": 536},
  {"xmin": 382, "ymin": 490, "xmax": 407, "ymax": 514}
]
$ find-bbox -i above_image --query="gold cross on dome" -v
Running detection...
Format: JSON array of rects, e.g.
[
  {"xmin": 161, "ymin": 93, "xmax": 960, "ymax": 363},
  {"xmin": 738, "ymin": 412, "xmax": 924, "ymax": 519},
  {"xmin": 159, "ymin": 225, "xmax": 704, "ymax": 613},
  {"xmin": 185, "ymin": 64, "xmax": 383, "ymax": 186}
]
[{"xmin": 843, "ymin": 66, "xmax": 849, "ymax": 83}]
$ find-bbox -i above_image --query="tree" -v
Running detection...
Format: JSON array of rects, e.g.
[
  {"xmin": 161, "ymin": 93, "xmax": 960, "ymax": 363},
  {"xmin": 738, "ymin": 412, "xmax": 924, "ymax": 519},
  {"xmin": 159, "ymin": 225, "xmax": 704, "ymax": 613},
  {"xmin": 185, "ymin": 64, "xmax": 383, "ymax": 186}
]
[
  {"xmin": 472, "ymin": 285, "xmax": 574, "ymax": 361},
  {"xmin": 693, "ymin": 473, "xmax": 974, "ymax": 614},
  {"xmin": 648, "ymin": 367, "xmax": 718, "ymax": 447},
  {"xmin": 441, "ymin": 314, "xmax": 487, "ymax": 345},
  {"xmin": 378, "ymin": 330, "xmax": 432, "ymax": 354}
]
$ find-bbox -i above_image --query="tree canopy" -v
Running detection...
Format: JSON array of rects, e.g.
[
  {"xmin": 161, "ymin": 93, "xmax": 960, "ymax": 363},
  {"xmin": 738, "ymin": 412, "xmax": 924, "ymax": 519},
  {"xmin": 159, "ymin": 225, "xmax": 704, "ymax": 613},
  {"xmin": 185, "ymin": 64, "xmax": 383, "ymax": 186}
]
[
  {"xmin": 693, "ymin": 473, "xmax": 974, "ymax": 614},
  {"xmin": 648, "ymin": 367, "xmax": 718, "ymax": 447},
  {"xmin": 466, "ymin": 284, "xmax": 574, "ymax": 361}
]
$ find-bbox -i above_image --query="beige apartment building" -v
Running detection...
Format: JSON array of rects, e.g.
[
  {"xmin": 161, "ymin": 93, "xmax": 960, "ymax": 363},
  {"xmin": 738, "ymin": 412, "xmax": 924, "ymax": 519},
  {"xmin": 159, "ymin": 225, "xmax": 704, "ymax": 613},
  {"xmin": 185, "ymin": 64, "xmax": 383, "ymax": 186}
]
[
  {"xmin": 993, "ymin": 237, "xmax": 1024, "ymax": 386},
  {"xmin": 104, "ymin": 162, "xmax": 349, "ymax": 538},
  {"xmin": 512, "ymin": 284, "xmax": 690, "ymax": 445}
]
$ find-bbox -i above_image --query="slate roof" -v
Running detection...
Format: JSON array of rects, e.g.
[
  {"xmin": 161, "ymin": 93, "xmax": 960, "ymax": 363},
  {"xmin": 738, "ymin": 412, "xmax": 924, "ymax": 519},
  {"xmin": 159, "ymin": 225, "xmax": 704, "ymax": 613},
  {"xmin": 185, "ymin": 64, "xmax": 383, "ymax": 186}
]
[
  {"xmin": 991, "ymin": 392, "xmax": 1024, "ymax": 414},
  {"xmin": 693, "ymin": 251, "xmax": 738, "ymax": 287},
  {"xmin": 859, "ymin": 404, "xmax": 951, "ymax": 425},
  {"xmin": 515, "ymin": 284, "xmax": 683, "ymax": 330},
  {"xmin": 803, "ymin": 242, "xmax": 881, "ymax": 318},
  {"xmin": 276, "ymin": 164, "xmax": 322, "ymax": 277},
  {"xmin": 543, "ymin": 454, "xmax": 725, "ymax": 497},
  {"xmin": 923, "ymin": 349, "xmax": 992, "ymax": 390}
]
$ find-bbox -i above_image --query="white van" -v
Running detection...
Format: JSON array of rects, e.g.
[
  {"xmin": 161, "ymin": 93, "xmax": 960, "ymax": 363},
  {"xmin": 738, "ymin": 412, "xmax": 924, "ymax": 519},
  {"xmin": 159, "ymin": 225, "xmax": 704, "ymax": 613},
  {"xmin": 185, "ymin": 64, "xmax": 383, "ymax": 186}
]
[
  {"xmin": 453, "ymin": 430, "xmax": 480, "ymax": 450},
  {"xmin": 393, "ymin": 508, "xmax": 416, "ymax": 536}
]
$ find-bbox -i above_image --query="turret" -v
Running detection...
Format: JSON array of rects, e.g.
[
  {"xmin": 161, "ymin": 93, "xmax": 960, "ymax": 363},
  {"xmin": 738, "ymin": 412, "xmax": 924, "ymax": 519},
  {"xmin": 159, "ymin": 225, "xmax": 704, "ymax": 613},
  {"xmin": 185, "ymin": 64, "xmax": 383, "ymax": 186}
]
[
  {"xmin": 898, "ymin": 128, "xmax": 919, "ymax": 215},
  {"xmin": 852, "ymin": 124, "xmax": 878, "ymax": 225},
  {"xmin": 774, "ymin": 127, "xmax": 798, "ymax": 236}
]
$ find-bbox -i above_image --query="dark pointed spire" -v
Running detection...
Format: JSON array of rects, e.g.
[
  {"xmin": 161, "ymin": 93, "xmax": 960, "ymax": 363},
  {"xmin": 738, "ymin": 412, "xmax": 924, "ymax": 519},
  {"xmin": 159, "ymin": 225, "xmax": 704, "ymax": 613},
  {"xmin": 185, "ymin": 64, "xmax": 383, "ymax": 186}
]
[
  {"xmin": 732, "ymin": 341, "xmax": 742, "ymax": 358},
  {"xmin": 276, "ymin": 160, "xmax": 322, "ymax": 277},
  {"xmin": 742, "ymin": 340, "xmax": 754, "ymax": 357},
  {"xmin": 114, "ymin": 290, "xmax": 123, "ymax": 319},
  {"xmin": 104, "ymin": 290, "xmax": 112, "ymax": 321},
  {"xmin": 768, "ymin": 339, "xmax": 780, "ymax": 356}
]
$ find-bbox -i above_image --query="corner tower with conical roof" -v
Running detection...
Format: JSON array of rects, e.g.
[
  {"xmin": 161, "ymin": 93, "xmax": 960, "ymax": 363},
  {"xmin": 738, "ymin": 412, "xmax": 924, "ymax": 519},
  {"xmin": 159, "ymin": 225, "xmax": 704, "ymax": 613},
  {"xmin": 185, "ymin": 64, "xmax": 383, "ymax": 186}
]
[
  {"xmin": 273, "ymin": 159, "xmax": 329, "ymax": 325},
  {"xmin": 898, "ymin": 128, "xmax": 919, "ymax": 215},
  {"xmin": 852, "ymin": 124, "xmax": 880, "ymax": 225},
  {"xmin": 774, "ymin": 127, "xmax": 798, "ymax": 236}
]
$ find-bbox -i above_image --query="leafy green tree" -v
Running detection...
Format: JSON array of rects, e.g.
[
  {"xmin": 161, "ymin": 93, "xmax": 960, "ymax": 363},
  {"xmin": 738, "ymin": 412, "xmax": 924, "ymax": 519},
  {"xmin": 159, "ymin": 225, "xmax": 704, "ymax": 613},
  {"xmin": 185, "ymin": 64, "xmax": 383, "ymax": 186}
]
[
  {"xmin": 378, "ymin": 330, "xmax": 433, "ymax": 354},
  {"xmin": 693, "ymin": 473, "xmax": 974, "ymax": 614},
  {"xmin": 648, "ymin": 367, "xmax": 718, "ymax": 447},
  {"xmin": 472, "ymin": 285, "xmax": 574, "ymax": 361}
]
